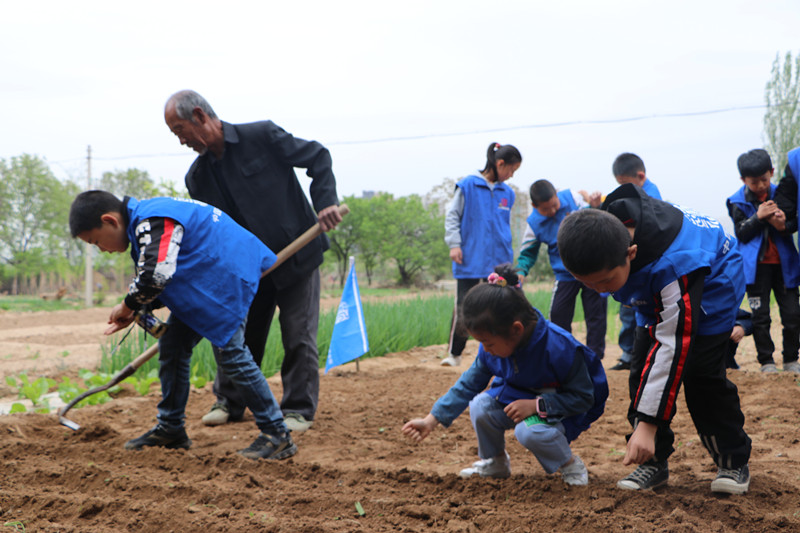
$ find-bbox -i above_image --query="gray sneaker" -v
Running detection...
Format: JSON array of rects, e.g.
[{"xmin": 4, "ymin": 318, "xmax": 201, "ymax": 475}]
[
  {"xmin": 761, "ymin": 363, "xmax": 779, "ymax": 374},
  {"xmin": 560, "ymin": 456, "xmax": 589, "ymax": 486},
  {"xmin": 459, "ymin": 452, "xmax": 511, "ymax": 479},
  {"xmin": 711, "ymin": 464, "xmax": 750, "ymax": 494},
  {"xmin": 783, "ymin": 361, "xmax": 800, "ymax": 374},
  {"xmin": 441, "ymin": 355, "xmax": 462, "ymax": 367},
  {"xmin": 238, "ymin": 432, "xmax": 297, "ymax": 460},
  {"xmin": 617, "ymin": 460, "xmax": 669, "ymax": 490}
]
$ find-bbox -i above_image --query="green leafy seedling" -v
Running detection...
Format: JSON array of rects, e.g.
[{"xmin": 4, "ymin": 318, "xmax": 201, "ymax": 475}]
[
  {"xmin": 355, "ymin": 501, "xmax": 365, "ymax": 517},
  {"xmin": 9, "ymin": 403, "xmax": 26, "ymax": 414}
]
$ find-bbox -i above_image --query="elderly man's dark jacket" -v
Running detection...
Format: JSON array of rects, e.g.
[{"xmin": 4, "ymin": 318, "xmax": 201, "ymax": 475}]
[{"xmin": 185, "ymin": 120, "xmax": 339, "ymax": 290}]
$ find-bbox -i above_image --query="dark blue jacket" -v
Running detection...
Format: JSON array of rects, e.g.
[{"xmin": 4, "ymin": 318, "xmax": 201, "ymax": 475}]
[{"xmin": 431, "ymin": 308, "xmax": 608, "ymax": 442}]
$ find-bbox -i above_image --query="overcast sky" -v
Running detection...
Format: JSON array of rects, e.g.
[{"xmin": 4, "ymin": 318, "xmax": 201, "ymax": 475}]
[{"xmin": 2, "ymin": 0, "xmax": 798, "ymax": 227}]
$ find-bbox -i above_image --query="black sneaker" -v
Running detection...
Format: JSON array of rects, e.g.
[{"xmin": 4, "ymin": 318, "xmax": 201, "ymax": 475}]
[
  {"xmin": 711, "ymin": 464, "xmax": 750, "ymax": 494},
  {"xmin": 124, "ymin": 424, "xmax": 192, "ymax": 451},
  {"xmin": 617, "ymin": 460, "xmax": 669, "ymax": 490},
  {"xmin": 238, "ymin": 432, "xmax": 297, "ymax": 460},
  {"xmin": 610, "ymin": 360, "xmax": 631, "ymax": 371}
]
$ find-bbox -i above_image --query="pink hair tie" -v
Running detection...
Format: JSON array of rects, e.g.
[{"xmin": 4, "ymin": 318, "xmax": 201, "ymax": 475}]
[{"xmin": 487, "ymin": 273, "xmax": 507, "ymax": 287}]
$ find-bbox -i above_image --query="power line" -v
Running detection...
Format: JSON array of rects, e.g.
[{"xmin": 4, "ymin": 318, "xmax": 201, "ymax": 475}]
[
  {"xmin": 46, "ymin": 101, "xmax": 788, "ymax": 164},
  {"xmin": 327, "ymin": 103, "xmax": 774, "ymax": 146}
]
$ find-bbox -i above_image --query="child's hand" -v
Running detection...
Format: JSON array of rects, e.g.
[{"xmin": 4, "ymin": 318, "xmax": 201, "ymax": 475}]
[
  {"xmin": 768, "ymin": 208, "xmax": 786, "ymax": 231},
  {"xmin": 757, "ymin": 200, "xmax": 779, "ymax": 220},
  {"xmin": 504, "ymin": 399, "xmax": 537, "ymax": 423},
  {"xmin": 449, "ymin": 247, "xmax": 463, "ymax": 264},
  {"xmin": 730, "ymin": 325, "xmax": 745, "ymax": 343},
  {"xmin": 402, "ymin": 414, "xmax": 438, "ymax": 443},
  {"xmin": 105, "ymin": 302, "xmax": 135, "ymax": 335},
  {"xmin": 622, "ymin": 421, "xmax": 657, "ymax": 465}
]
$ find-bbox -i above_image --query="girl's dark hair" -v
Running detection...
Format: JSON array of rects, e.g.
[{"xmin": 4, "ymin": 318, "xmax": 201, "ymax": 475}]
[
  {"xmin": 481, "ymin": 143, "xmax": 522, "ymax": 182},
  {"xmin": 462, "ymin": 264, "xmax": 538, "ymax": 336}
]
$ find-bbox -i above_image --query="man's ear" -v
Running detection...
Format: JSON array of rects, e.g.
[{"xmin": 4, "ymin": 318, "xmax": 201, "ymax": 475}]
[{"xmin": 192, "ymin": 106, "xmax": 207, "ymax": 124}]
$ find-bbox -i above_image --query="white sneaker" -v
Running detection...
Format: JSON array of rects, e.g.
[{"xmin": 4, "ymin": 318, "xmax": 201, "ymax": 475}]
[
  {"xmin": 459, "ymin": 452, "xmax": 511, "ymax": 479},
  {"xmin": 441, "ymin": 355, "xmax": 462, "ymax": 366},
  {"xmin": 559, "ymin": 455, "xmax": 589, "ymax": 486}
]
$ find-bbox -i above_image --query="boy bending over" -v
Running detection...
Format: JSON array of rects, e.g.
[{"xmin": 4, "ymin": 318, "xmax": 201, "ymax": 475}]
[
  {"xmin": 69, "ymin": 191, "xmax": 296, "ymax": 460},
  {"xmin": 557, "ymin": 184, "xmax": 752, "ymax": 494}
]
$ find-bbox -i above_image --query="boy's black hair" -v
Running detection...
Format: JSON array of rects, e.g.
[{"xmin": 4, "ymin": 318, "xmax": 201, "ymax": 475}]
[
  {"xmin": 481, "ymin": 143, "xmax": 522, "ymax": 181},
  {"xmin": 69, "ymin": 190, "xmax": 124, "ymax": 237},
  {"xmin": 529, "ymin": 179, "xmax": 556, "ymax": 206},
  {"xmin": 462, "ymin": 264, "xmax": 537, "ymax": 336},
  {"xmin": 557, "ymin": 209, "xmax": 630, "ymax": 276},
  {"xmin": 612, "ymin": 152, "xmax": 645, "ymax": 178},
  {"xmin": 737, "ymin": 149, "xmax": 773, "ymax": 178}
]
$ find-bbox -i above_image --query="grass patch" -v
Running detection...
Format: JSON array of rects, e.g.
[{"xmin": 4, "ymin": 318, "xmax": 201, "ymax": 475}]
[
  {"xmin": 98, "ymin": 287, "xmax": 623, "ymax": 383},
  {"xmin": 0, "ymin": 295, "xmax": 81, "ymax": 312}
]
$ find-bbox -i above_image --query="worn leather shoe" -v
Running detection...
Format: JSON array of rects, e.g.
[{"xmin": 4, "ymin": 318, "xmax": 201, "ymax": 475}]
[{"xmin": 202, "ymin": 402, "xmax": 230, "ymax": 426}]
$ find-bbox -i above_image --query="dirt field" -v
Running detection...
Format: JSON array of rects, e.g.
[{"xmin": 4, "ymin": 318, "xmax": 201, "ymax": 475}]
[{"xmin": 1, "ymin": 306, "xmax": 800, "ymax": 532}]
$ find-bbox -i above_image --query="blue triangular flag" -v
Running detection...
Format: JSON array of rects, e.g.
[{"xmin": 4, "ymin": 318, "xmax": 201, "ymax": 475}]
[{"xmin": 325, "ymin": 257, "xmax": 369, "ymax": 373}]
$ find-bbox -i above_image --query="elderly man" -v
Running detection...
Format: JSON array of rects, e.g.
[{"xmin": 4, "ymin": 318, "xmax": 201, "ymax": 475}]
[{"xmin": 164, "ymin": 90, "xmax": 342, "ymax": 433}]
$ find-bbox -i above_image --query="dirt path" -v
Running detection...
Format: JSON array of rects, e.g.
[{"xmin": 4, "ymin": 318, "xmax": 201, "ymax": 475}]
[{"xmin": 0, "ymin": 307, "xmax": 798, "ymax": 532}]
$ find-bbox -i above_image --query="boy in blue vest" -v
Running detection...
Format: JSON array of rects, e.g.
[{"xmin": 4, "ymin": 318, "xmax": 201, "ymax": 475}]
[
  {"xmin": 609, "ymin": 153, "xmax": 662, "ymax": 371},
  {"xmin": 69, "ymin": 190, "xmax": 297, "ymax": 460},
  {"xmin": 557, "ymin": 184, "xmax": 752, "ymax": 494},
  {"xmin": 727, "ymin": 148, "xmax": 800, "ymax": 374},
  {"xmin": 516, "ymin": 179, "xmax": 607, "ymax": 360}
]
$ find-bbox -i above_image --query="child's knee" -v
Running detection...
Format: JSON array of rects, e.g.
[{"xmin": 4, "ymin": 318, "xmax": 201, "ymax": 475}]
[{"xmin": 514, "ymin": 421, "xmax": 562, "ymax": 449}]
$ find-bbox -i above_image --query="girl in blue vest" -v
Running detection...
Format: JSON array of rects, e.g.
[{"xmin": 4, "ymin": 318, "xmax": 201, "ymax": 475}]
[
  {"xmin": 403, "ymin": 264, "xmax": 608, "ymax": 485},
  {"xmin": 442, "ymin": 143, "xmax": 521, "ymax": 367},
  {"xmin": 726, "ymin": 148, "xmax": 800, "ymax": 374}
]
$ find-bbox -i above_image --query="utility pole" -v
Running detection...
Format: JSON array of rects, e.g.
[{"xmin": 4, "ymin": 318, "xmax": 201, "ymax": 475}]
[{"xmin": 84, "ymin": 145, "xmax": 93, "ymax": 307}]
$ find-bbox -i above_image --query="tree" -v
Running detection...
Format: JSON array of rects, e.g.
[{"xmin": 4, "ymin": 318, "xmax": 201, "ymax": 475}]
[
  {"xmin": 764, "ymin": 51, "xmax": 800, "ymax": 175},
  {"xmin": 98, "ymin": 168, "xmax": 161, "ymax": 198},
  {"xmin": 379, "ymin": 194, "xmax": 449, "ymax": 286},
  {"xmin": 0, "ymin": 154, "xmax": 82, "ymax": 293}
]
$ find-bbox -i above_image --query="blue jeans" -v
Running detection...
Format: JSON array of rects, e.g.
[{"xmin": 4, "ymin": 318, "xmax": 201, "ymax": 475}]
[
  {"xmin": 468, "ymin": 392, "xmax": 572, "ymax": 474},
  {"xmin": 618, "ymin": 305, "xmax": 636, "ymax": 363},
  {"xmin": 157, "ymin": 315, "xmax": 287, "ymax": 435}
]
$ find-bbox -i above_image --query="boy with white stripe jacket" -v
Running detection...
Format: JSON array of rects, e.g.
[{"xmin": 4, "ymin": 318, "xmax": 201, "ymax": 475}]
[
  {"xmin": 556, "ymin": 183, "xmax": 752, "ymax": 495},
  {"xmin": 69, "ymin": 191, "xmax": 297, "ymax": 461}
]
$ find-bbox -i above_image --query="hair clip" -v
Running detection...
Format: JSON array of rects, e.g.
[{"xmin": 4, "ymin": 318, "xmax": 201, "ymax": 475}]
[{"xmin": 487, "ymin": 272, "xmax": 507, "ymax": 287}]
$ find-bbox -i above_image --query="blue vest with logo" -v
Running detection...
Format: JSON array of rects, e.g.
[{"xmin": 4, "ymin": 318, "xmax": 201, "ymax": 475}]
[
  {"xmin": 727, "ymin": 184, "xmax": 800, "ymax": 287},
  {"xmin": 526, "ymin": 189, "xmax": 578, "ymax": 281},
  {"xmin": 614, "ymin": 205, "xmax": 745, "ymax": 335},
  {"xmin": 480, "ymin": 308, "xmax": 608, "ymax": 442},
  {"xmin": 126, "ymin": 197, "xmax": 277, "ymax": 346},
  {"xmin": 453, "ymin": 175, "xmax": 515, "ymax": 279}
]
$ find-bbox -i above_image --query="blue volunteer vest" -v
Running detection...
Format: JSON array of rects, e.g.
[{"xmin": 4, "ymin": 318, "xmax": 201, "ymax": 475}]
[
  {"xmin": 127, "ymin": 197, "xmax": 277, "ymax": 346},
  {"xmin": 453, "ymin": 175, "xmax": 515, "ymax": 279},
  {"xmin": 727, "ymin": 184, "xmax": 800, "ymax": 287},
  {"xmin": 614, "ymin": 205, "xmax": 745, "ymax": 335},
  {"xmin": 526, "ymin": 189, "xmax": 579, "ymax": 281},
  {"xmin": 480, "ymin": 308, "xmax": 608, "ymax": 442}
]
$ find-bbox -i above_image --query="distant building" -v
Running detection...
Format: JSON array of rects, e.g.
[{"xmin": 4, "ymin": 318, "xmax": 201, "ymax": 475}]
[{"xmin": 361, "ymin": 190, "xmax": 377, "ymax": 199}]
